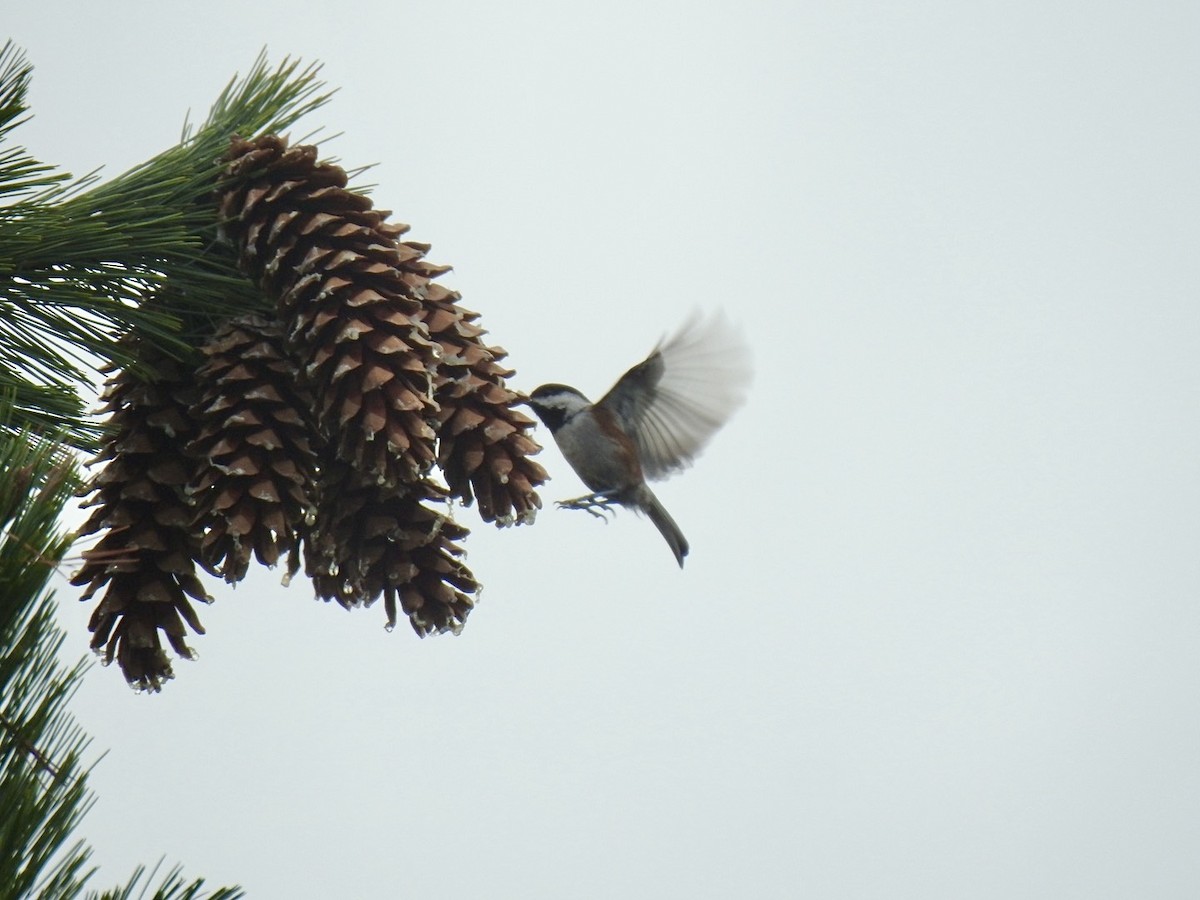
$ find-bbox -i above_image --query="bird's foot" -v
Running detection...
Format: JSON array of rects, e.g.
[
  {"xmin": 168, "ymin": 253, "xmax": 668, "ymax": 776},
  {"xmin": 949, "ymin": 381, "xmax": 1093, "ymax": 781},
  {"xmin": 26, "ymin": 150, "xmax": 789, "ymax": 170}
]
[{"xmin": 556, "ymin": 492, "xmax": 617, "ymax": 522}]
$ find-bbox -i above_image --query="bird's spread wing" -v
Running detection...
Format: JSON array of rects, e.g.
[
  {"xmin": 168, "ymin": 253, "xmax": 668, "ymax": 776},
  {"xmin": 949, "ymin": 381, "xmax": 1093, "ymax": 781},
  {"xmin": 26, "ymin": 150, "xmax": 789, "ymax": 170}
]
[{"xmin": 597, "ymin": 311, "xmax": 751, "ymax": 481}]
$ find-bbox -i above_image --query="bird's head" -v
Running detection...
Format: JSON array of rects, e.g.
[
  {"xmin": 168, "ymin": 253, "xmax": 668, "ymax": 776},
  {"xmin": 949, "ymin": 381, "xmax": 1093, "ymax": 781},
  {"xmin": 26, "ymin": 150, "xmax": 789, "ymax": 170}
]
[{"xmin": 524, "ymin": 384, "xmax": 591, "ymax": 433}]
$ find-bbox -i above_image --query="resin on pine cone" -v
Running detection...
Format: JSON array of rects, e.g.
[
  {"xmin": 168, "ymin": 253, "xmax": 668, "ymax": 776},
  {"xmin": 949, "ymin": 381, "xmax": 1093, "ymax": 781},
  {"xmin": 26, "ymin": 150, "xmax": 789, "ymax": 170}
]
[{"xmin": 306, "ymin": 462, "xmax": 478, "ymax": 636}]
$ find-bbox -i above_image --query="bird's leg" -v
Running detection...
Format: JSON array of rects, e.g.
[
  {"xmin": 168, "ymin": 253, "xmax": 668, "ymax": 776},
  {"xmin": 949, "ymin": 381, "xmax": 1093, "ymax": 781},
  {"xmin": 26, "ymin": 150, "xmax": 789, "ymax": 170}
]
[{"xmin": 556, "ymin": 491, "xmax": 617, "ymax": 522}]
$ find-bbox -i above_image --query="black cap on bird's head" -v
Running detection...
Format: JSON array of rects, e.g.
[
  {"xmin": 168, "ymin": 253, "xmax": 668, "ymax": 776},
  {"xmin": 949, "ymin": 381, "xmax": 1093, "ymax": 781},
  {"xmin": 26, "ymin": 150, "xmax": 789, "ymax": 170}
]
[{"xmin": 524, "ymin": 383, "xmax": 590, "ymax": 433}]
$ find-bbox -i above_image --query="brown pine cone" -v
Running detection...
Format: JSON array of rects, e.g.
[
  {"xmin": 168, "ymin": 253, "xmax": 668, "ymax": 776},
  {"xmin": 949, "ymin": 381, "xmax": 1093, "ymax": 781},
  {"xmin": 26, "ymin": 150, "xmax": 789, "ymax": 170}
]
[
  {"xmin": 217, "ymin": 135, "xmax": 441, "ymax": 490},
  {"xmin": 188, "ymin": 314, "xmax": 319, "ymax": 584},
  {"xmin": 305, "ymin": 461, "xmax": 478, "ymax": 636},
  {"xmin": 72, "ymin": 346, "xmax": 210, "ymax": 691},
  {"xmin": 415, "ymin": 282, "xmax": 546, "ymax": 526}
]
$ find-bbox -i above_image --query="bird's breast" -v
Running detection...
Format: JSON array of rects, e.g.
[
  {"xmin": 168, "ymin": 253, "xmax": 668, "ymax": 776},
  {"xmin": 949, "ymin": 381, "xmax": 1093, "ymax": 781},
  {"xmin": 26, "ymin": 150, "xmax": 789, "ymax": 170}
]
[{"xmin": 554, "ymin": 410, "xmax": 642, "ymax": 495}]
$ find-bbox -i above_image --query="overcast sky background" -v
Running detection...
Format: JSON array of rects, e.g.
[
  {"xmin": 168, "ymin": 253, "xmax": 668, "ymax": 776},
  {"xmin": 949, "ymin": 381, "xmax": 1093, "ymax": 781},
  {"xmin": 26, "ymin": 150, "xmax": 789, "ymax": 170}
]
[{"xmin": 8, "ymin": 2, "xmax": 1200, "ymax": 897}]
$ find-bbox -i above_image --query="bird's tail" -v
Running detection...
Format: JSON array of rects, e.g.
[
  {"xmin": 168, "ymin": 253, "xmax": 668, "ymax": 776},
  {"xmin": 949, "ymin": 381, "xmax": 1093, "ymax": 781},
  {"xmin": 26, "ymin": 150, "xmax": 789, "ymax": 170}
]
[{"xmin": 637, "ymin": 486, "xmax": 689, "ymax": 568}]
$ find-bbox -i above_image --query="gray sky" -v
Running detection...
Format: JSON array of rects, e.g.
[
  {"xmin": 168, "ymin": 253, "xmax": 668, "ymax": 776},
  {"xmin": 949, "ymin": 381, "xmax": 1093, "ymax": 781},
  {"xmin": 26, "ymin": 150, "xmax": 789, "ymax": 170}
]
[{"xmin": 10, "ymin": 2, "xmax": 1200, "ymax": 897}]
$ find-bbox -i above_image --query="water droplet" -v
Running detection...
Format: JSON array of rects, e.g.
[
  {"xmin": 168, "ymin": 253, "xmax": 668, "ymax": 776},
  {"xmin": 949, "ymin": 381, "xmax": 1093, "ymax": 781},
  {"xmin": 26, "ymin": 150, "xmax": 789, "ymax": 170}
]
[
  {"xmin": 281, "ymin": 572, "xmax": 293, "ymax": 588},
  {"xmin": 328, "ymin": 562, "xmax": 339, "ymax": 576},
  {"xmin": 384, "ymin": 622, "xmax": 395, "ymax": 633},
  {"xmin": 304, "ymin": 508, "xmax": 317, "ymax": 526}
]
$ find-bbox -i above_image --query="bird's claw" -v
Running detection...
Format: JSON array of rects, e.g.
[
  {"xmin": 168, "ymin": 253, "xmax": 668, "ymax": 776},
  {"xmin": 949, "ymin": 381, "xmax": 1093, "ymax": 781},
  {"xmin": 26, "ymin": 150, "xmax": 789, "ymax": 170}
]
[{"xmin": 556, "ymin": 493, "xmax": 617, "ymax": 523}]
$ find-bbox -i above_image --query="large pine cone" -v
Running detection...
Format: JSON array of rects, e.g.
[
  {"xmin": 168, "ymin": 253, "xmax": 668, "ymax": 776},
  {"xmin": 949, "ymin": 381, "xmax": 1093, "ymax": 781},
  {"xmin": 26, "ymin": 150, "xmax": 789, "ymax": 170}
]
[
  {"xmin": 306, "ymin": 463, "xmax": 478, "ymax": 636},
  {"xmin": 215, "ymin": 134, "xmax": 481, "ymax": 624},
  {"xmin": 217, "ymin": 134, "xmax": 544, "ymax": 524},
  {"xmin": 413, "ymin": 279, "xmax": 545, "ymax": 526},
  {"xmin": 217, "ymin": 135, "xmax": 441, "ymax": 490},
  {"xmin": 188, "ymin": 314, "xmax": 319, "ymax": 584},
  {"xmin": 72, "ymin": 345, "xmax": 210, "ymax": 692}
]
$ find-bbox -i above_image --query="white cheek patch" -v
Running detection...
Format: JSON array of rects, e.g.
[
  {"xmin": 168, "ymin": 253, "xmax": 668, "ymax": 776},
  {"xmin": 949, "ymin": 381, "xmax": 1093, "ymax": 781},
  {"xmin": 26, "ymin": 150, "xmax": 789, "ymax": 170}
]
[{"xmin": 533, "ymin": 391, "xmax": 590, "ymax": 416}]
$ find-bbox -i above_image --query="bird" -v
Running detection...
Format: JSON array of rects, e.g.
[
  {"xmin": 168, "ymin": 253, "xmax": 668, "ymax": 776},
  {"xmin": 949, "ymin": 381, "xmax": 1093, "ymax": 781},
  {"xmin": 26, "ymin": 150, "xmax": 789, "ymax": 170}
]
[{"xmin": 525, "ymin": 311, "xmax": 751, "ymax": 567}]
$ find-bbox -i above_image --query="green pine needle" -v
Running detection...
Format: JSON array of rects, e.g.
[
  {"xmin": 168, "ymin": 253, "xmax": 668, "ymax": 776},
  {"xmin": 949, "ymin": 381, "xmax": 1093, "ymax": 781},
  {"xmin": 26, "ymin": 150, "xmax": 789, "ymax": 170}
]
[
  {"xmin": 0, "ymin": 404, "xmax": 243, "ymax": 897},
  {"xmin": 0, "ymin": 43, "xmax": 335, "ymax": 452}
]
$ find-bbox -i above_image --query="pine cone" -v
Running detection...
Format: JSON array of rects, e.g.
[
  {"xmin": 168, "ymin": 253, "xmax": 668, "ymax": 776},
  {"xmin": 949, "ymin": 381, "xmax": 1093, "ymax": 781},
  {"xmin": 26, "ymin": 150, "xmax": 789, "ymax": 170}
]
[
  {"xmin": 415, "ymin": 281, "xmax": 546, "ymax": 526},
  {"xmin": 72, "ymin": 346, "xmax": 210, "ymax": 692},
  {"xmin": 188, "ymin": 314, "xmax": 319, "ymax": 584},
  {"xmin": 217, "ymin": 135, "xmax": 440, "ymax": 490},
  {"xmin": 306, "ymin": 462, "xmax": 478, "ymax": 636}
]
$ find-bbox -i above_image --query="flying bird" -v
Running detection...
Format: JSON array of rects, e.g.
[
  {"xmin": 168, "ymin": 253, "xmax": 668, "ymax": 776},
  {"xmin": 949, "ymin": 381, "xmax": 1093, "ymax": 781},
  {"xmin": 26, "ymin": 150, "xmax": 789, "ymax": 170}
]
[{"xmin": 526, "ymin": 311, "xmax": 751, "ymax": 566}]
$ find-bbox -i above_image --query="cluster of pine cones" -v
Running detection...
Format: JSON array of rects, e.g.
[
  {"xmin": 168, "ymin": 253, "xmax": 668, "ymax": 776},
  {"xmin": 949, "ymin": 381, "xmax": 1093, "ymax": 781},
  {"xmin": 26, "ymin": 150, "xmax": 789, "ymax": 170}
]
[{"xmin": 71, "ymin": 135, "xmax": 546, "ymax": 691}]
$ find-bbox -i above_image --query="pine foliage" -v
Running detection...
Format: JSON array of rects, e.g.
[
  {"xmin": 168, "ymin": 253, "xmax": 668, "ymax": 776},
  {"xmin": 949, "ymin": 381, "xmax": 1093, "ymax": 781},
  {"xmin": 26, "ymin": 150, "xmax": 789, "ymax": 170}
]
[
  {"xmin": 0, "ymin": 412, "xmax": 242, "ymax": 897},
  {"xmin": 0, "ymin": 43, "xmax": 331, "ymax": 452},
  {"xmin": 0, "ymin": 423, "xmax": 93, "ymax": 898}
]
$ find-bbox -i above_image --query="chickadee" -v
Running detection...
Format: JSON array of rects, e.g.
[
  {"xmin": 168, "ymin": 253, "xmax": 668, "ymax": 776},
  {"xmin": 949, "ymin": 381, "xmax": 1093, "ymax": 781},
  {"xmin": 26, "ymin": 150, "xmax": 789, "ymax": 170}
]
[{"xmin": 526, "ymin": 311, "xmax": 751, "ymax": 567}]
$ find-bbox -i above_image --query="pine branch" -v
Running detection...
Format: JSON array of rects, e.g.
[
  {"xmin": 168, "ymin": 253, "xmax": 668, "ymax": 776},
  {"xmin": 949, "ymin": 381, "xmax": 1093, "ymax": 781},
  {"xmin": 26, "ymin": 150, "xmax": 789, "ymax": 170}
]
[
  {"xmin": 88, "ymin": 861, "xmax": 244, "ymax": 900},
  {"xmin": 0, "ymin": 46, "xmax": 334, "ymax": 452},
  {"xmin": 0, "ymin": 41, "xmax": 69, "ymax": 201},
  {"xmin": 0, "ymin": 425, "xmax": 95, "ymax": 899},
  {"xmin": 0, "ymin": 711, "xmax": 62, "ymax": 779},
  {"xmin": 0, "ymin": 407, "xmax": 244, "ymax": 896}
]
